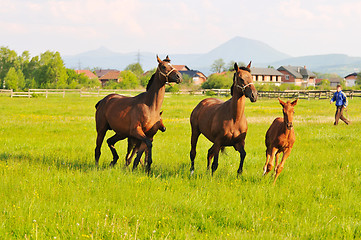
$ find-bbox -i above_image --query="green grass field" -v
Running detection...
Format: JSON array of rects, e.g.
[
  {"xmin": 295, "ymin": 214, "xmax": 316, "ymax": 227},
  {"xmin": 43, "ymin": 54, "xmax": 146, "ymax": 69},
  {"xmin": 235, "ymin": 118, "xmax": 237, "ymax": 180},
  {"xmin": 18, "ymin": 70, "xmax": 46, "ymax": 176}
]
[{"xmin": 1, "ymin": 93, "xmax": 360, "ymax": 239}]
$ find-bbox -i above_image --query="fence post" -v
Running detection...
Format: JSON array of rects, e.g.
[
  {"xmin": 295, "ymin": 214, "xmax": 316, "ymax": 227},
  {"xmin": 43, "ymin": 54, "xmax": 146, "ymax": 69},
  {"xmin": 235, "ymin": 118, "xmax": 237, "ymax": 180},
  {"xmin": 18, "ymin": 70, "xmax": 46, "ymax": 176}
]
[{"xmin": 11, "ymin": 89, "xmax": 13, "ymax": 98}]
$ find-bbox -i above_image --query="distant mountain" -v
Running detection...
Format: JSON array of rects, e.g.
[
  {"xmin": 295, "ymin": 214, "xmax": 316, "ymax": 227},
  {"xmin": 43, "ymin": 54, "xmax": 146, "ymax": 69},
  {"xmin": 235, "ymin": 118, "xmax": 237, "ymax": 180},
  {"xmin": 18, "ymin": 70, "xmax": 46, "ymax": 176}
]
[{"xmin": 63, "ymin": 36, "xmax": 361, "ymax": 77}]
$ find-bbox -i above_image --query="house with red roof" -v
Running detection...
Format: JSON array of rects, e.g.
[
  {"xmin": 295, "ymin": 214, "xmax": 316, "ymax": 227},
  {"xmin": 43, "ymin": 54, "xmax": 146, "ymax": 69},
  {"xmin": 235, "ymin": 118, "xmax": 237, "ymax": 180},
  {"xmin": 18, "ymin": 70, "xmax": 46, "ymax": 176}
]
[
  {"xmin": 277, "ymin": 65, "xmax": 316, "ymax": 87},
  {"xmin": 75, "ymin": 70, "xmax": 98, "ymax": 79},
  {"xmin": 97, "ymin": 70, "xmax": 121, "ymax": 87}
]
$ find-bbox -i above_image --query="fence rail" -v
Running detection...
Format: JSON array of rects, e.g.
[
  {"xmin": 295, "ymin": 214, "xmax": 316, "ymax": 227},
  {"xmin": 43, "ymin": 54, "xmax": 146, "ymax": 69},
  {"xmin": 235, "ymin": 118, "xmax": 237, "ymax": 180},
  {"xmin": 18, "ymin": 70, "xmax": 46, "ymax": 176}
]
[{"xmin": 2, "ymin": 89, "xmax": 361, "ymax": 99}]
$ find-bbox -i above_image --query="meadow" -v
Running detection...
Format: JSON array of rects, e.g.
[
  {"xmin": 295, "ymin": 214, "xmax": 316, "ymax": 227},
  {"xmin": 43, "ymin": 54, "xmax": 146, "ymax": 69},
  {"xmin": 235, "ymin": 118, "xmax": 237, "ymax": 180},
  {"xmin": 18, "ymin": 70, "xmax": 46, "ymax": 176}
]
[{"xmin": 0, "ymin": 93, "xmax": 360, "ymax": 239}]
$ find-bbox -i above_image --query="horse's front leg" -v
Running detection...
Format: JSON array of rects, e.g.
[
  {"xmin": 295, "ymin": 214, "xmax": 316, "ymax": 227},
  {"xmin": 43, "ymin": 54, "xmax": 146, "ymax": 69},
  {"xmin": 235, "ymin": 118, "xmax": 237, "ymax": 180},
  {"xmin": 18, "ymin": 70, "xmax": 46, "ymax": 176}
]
[
  {"xmin": 274, "ymin": 148, "xmax": 292, "ymax": 184},
  {"xmin": 234, "ymin": 142, "xmax": 247, "ymax": 176}
]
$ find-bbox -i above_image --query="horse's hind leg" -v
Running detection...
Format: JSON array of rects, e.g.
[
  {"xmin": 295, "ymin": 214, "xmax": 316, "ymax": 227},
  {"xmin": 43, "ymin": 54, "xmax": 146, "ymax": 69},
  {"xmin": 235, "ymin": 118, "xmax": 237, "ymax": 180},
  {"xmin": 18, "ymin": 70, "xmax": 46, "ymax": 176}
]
[
  {"xmin": 207, "ymin": 145, "xmax": 215, "ymax": 170},
  {"xmin": 209, "ymin": 143, "xmax": 221, "ymax": 175},
  {"xmin": 190, "ymin": 128, "xmax": 200, "ymax": 174},
  {"xmin": 95, "ymin": 128, "xmax": 107, "ymax": 167},
  {"xmin": 263, "ymin": 151, "xmax": 271, "ymax": 175},
  {"xmin": 107, "ymin": 134, "xmax": 124, "ymax": 166}
]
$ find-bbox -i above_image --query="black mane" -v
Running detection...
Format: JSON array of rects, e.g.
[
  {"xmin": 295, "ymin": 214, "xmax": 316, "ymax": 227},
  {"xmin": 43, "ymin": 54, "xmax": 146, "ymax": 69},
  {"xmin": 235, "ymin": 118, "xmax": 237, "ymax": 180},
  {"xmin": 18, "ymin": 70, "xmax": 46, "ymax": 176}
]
[
  {"xmin": 146, "ymin": 73, "xmax": 155, "ymax": 91},
  {"xmin": 239, "ymin": 66, "xmax": 250, "ymax": 72}
]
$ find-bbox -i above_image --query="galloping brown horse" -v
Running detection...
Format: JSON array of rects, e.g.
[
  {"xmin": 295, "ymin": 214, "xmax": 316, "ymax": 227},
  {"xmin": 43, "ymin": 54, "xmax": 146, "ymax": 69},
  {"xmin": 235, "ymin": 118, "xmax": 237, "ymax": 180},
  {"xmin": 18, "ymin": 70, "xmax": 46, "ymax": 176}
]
[
  {"xmin": 190, "ymin": 62, "xmax": 258, "ymax": 175},
  {"xmin": 125, "ymin": 111, "xmax": 166, "ymax": 167},
  {"xmin": 263, "ymin": 98, "xmax": 298, "ymax": 184},
  {"xmin": 95, "ymin": 56, "xmax": 182, "ymax": 172}
]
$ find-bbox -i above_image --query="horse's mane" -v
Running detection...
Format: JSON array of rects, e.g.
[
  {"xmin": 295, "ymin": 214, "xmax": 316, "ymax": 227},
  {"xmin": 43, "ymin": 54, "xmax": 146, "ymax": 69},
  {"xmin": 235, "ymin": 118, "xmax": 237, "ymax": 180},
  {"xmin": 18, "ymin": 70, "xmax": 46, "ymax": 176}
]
[
  {"xmin": 230, "ymin": 66, "xmax": 251, "ymax": 96},
  {"xmin": 146, "ymin": 73, "xmax": 155, "ymax": 91}
]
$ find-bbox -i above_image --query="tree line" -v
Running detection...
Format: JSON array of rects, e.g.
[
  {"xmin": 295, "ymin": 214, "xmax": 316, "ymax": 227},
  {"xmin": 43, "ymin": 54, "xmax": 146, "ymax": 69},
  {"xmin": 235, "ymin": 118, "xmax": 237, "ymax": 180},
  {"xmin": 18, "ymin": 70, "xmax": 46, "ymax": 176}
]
[
  {"xmin": 0, "ymin": 47, "xmax": 194, "ymax": 91},
  {"xmin": 0, "ymin": 47, "xmax": 102, "ymax": 91},
  {"xmin": 2, "ymin": 46, "xmax": 361, "ymax": 92}
]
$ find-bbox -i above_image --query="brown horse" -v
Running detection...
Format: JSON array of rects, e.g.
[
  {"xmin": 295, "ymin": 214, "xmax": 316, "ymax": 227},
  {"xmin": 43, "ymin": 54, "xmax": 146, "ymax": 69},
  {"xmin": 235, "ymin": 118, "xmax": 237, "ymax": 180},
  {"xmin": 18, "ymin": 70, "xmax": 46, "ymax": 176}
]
[
  {"xmin": 190, "ymin": 62, "xmax": 258, "ymax": 175},
  {"xmin": 263, "ymin": 98, "xmax": 298, "ymax": 184},
  {"xmin": 95, "ymin": 56, "xmax": 182, "ymax": 172},
  {"xmin": 125, "ymin": 111, "xmax": 166, "ymax": 167}
]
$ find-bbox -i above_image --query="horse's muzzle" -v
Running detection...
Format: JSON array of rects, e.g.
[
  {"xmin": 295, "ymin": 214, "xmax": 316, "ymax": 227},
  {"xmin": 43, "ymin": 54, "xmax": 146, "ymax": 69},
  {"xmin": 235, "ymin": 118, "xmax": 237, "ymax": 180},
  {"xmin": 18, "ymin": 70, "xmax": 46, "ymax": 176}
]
[
  {"xmin": 286, "ymin": 122, "xmax": 293, "ymax": 130},
  {"xmin": 160, "ymin": 126, "xmax": 166, "ymax": 132},
  {"xmin": 250, "ymin": 92, "xmax": 258, "ymax": 102}
]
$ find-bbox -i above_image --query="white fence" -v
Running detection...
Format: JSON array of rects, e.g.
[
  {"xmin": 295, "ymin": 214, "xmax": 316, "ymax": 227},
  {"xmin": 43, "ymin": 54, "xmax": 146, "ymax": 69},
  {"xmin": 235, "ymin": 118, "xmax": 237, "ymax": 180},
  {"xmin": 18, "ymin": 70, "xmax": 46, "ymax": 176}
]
[{"xmin": 1, "ymin": 89, "xmax": 361, "ymax": 99}]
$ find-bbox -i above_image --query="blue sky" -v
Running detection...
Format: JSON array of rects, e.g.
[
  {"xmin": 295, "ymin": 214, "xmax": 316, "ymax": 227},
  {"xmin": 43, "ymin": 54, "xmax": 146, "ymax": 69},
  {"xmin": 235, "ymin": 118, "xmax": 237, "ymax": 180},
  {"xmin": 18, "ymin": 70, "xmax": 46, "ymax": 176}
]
[{"xmin": 1, "ymin": 0, "xmax": 360, "ymax": 57}]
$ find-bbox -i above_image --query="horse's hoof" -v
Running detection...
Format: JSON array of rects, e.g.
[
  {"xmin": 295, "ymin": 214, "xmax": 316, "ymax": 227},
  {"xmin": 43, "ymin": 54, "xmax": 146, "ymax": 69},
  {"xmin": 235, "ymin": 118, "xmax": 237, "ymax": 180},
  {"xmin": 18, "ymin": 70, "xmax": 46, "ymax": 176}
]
[{"xmin": 190, "ymin": 170, "xmax": 194, "ymax": 176}]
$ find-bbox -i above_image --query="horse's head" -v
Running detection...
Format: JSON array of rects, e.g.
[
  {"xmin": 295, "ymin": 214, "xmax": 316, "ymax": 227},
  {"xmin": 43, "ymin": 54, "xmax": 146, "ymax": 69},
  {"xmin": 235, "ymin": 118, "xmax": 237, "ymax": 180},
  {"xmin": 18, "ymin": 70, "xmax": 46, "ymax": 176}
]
[
  {"xmin": 156, "ymin": 55, "xmax": 182, "ymax": 84},
  {"xmin": 278, "ymin": 98, "xmax": 298, "ymax": 130},
  {"xmin": 232, "ymin": 62, "xmax": 257, "ymax": 102},
  {"xmin": 158, "ymin": 110, "xmax": 166, "ymax": 132}
]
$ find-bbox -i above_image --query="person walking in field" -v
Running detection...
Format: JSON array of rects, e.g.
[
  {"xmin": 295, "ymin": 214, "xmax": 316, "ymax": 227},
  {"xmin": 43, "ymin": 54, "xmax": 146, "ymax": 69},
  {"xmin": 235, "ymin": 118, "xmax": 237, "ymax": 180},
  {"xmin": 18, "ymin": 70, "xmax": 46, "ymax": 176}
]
[{"xmin": 330, "ymin": 84, "xmax": 350, "ymax": 125}]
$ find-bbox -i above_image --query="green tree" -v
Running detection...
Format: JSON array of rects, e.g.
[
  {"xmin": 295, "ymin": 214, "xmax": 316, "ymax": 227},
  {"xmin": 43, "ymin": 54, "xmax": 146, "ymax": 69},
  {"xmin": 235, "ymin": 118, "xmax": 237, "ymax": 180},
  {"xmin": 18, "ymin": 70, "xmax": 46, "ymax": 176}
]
[
  {"xmin": 139, "ymin": 69, "xmax": 156, "ymax": 88},
  {"xmin": 35, "ymin": 51, "xmax": 68, "ymax": 88},
  {"xmin": 0, "ymin": 47, "xmax": 20, "ymax": 87},
  {"xmin": 210, "ymin": 58, "xmax": 225, "ymax": 73},
  {"xmin": 180, "ymin": 74, "xmax": 192, "ymax": 86},
  {"xmin": 4, "ymin": 67, "xmax": 25, "ymax": 91},
  {"xmin": 356, "ymin": 72, "xmax": 361, "ymax": 85},
  {"xmin": 124, "ymin": 63, "xmax": 144, "ymax": 76},
  {"xmin": 202, "ymin": 72, "xmax": 232, "ymax": 89},
  {"xmin": 119, "ymin": 70, "xmax": 138, "ymax": 89}
]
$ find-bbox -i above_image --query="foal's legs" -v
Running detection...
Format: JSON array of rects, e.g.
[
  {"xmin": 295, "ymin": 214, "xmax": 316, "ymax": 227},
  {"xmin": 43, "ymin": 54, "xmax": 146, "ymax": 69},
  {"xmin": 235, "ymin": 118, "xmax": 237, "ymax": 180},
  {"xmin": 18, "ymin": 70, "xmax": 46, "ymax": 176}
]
[
  {"xmin": 107, "ymin": 134, "xmax": 125, "ymax": 166},
  {"xmin": 125, "ymin": 138, "xmax": 140, "ymax": 166},
  {"xmin": 190, "ymin": 128, "xmax": 200, "ymax": 174},
  {"xmin": 132, "ymin": 143, "xmax": 146, "ymax": 169},
  {"xmin": 264, "ymin": 147, "xmax": 278, "ymax": 175},
  {"xmin": 274, "ymin": 148, "xmax": 292, "ymax": 184},
  {"xmin": 130, "ymin": 126, "xmax": 153, "ymax": 173}
]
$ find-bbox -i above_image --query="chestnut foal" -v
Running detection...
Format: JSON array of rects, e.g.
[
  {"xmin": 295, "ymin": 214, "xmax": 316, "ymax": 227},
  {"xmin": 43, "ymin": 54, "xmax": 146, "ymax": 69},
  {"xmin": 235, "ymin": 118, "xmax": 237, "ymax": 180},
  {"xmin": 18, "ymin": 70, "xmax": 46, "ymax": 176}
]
[
  {"xmin": 263, "ymin": 98, "xmax": 298, "ymax": 184},
  {"xmin": 125, "ymin": 111, "xmax": 166, "ymax": 167}
]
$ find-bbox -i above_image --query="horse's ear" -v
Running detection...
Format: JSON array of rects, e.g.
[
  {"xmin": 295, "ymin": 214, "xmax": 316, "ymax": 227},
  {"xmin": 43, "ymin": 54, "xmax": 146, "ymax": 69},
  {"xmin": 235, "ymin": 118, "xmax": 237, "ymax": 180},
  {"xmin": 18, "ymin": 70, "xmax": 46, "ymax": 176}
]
[
  {"xmin": 165, "ymin": 55, "xmax": 170, "ymax": 62},
  {"xmin": 157, "ymin": 55, "xmax": 162, "ymax": 63},
  {"xmin": 234, "ymin": 62, "xmax": 239, "ymax": 71},
  {"xmin": 278, "ymin": 97, "xmax": 286, "ymax": 107},
  {"xmin": 247, "ymin": 61, "xmax": 252, "ymax": 69},
  {"xmin": 160, "ymin": 110, "xmax": 163, "ymax": 116},
  {"xmin": 291, "ymin": 98, "xmax": 298, "ymax": 106}
]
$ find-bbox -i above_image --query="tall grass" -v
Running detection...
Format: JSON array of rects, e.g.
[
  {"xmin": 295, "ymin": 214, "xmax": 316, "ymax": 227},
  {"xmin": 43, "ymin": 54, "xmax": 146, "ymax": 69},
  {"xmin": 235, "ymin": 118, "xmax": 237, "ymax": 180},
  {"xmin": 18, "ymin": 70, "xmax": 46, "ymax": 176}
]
[{"xmin": 0, "ymin": 94, "xmax": 360, "ymax": 239}]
